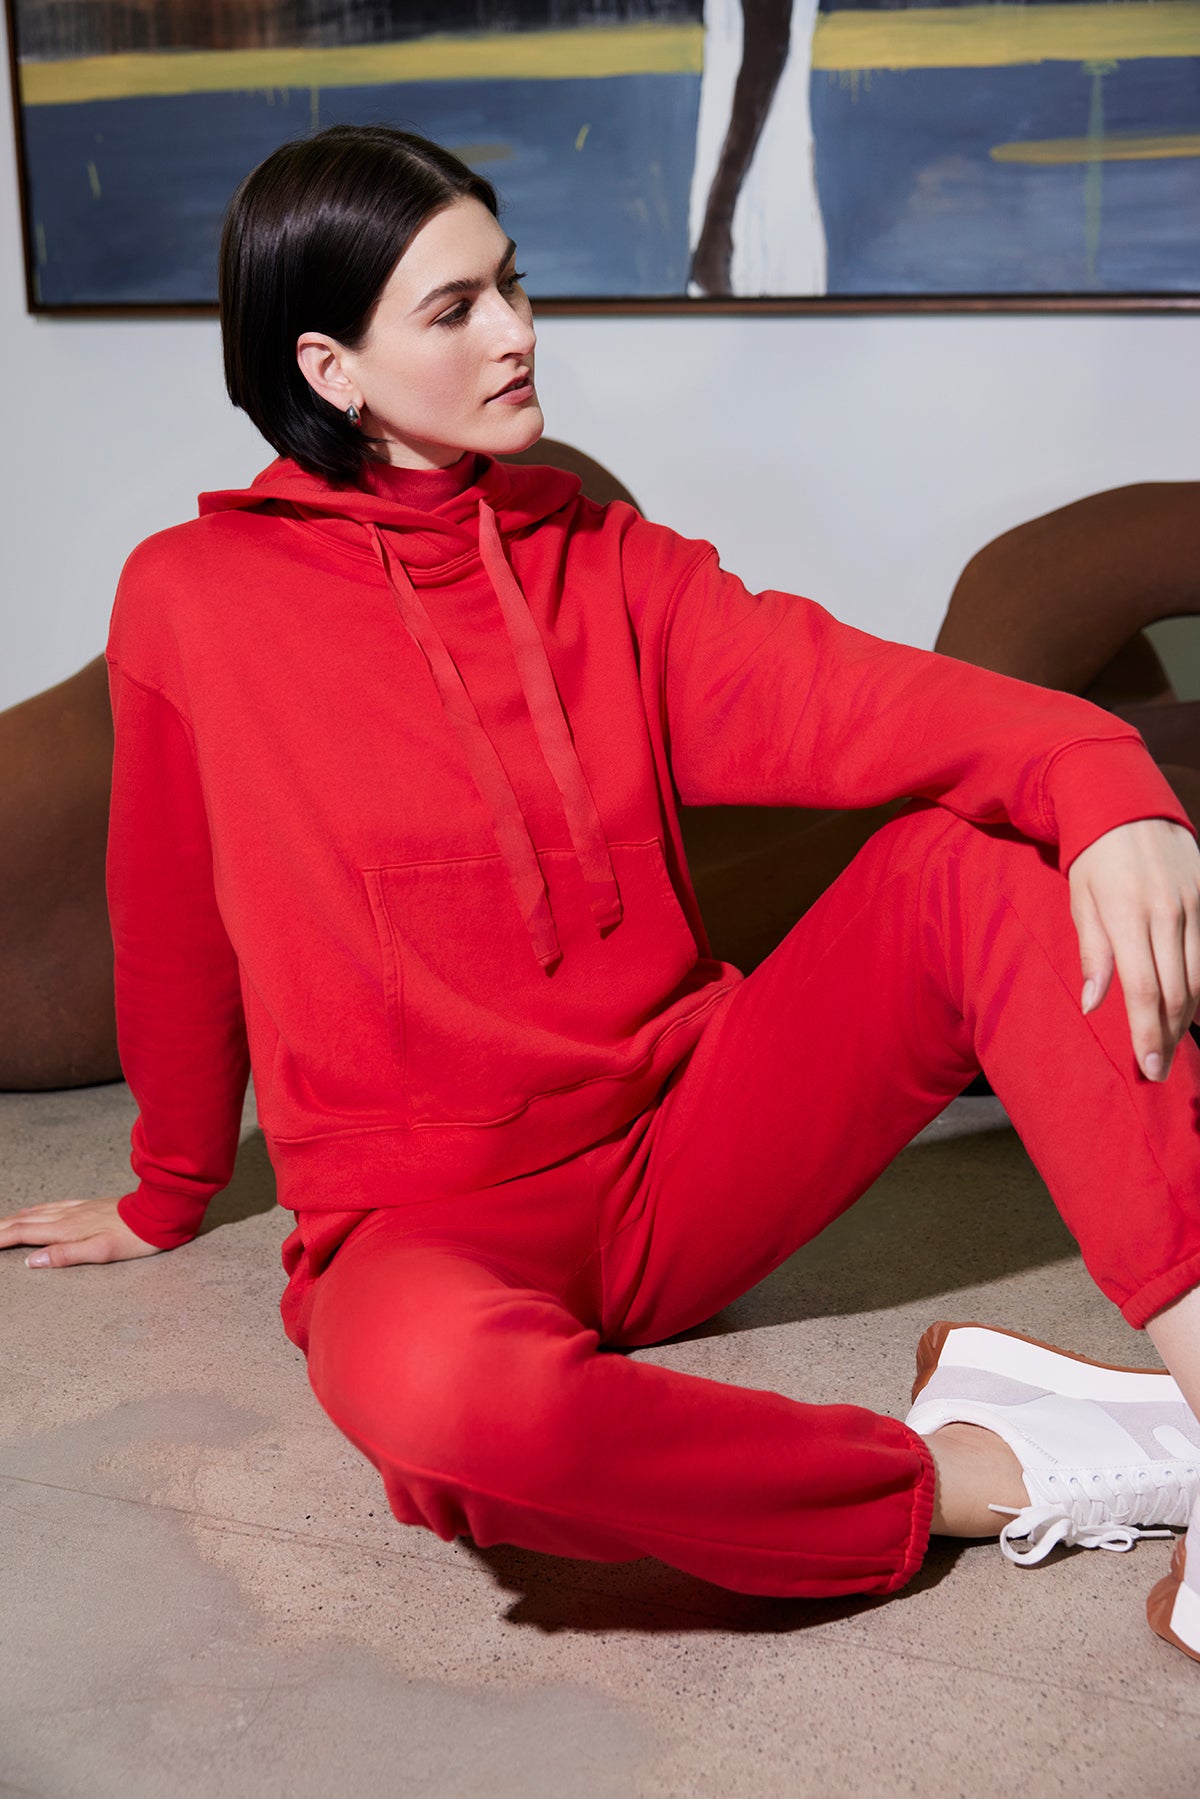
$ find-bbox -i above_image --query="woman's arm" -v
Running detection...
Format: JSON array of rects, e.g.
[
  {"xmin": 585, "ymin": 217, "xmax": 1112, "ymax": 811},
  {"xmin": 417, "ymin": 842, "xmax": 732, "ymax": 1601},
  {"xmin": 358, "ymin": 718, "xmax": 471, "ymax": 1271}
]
[
  {"xmin": 2, "ymin": 665, "xmax": 250, "ymax": 1269},
  {"xmin": 102, "ymin": 664, "xmax": 251, "ymax": 1253},
  {"xmin": 639, "ymin": 540, "xmax": 1192, "ymax": 865},
  {"xmin": 627, "ymin": 527, "xmax": 1200, "ymax": 1075}
]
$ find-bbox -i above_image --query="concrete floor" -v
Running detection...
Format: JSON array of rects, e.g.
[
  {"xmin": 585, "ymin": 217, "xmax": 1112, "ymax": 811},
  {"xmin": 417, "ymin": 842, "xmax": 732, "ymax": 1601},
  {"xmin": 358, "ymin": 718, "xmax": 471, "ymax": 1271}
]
[{"xmin": 2, "ymin": 1084, "xmax": 1197, "ymax": 1799}]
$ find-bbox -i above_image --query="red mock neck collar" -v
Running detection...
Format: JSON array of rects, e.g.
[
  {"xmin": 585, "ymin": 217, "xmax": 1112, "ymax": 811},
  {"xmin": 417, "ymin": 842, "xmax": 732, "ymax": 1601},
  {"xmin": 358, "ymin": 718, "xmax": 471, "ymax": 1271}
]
[{"xmin": 357, "ymin": 452, "xmax": 482, "ymax": 511}]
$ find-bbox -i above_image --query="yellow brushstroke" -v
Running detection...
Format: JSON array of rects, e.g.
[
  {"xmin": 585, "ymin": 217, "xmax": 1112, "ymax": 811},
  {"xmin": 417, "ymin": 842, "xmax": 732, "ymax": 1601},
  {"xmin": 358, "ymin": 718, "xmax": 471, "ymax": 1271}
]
[
  {"xmin": 449, "ymin": 142, "xmax": 513, "ymax": 163},
  {"xmin": 86, "ymin": 158, "xmax": 101, "ymax": 197},
  {"xmin": 19, "ymin": 22, "xmax": 703, "ymax": 107},
  {"xmin": 811, "ymin": 2, "xmax": 1200, "ymax": 72},
  {"xmin": 993, "ymin": 130, "xmax": 1200, "ymax": 163},
  {"xmin": 575, "ymin": 123, "xmax": 591, "ymax": 151}
]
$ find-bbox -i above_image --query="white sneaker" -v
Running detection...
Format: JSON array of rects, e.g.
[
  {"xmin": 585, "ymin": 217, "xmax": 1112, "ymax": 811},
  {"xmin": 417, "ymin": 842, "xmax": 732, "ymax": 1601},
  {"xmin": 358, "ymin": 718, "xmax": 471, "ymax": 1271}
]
[
  {"xmin": 905, "ymin": 1321, "xmax": 1200, "ymax": 1565},
  {"xmin": 1148, "ymin": 1493, "xmax": 1200, "ymax": 1663}
]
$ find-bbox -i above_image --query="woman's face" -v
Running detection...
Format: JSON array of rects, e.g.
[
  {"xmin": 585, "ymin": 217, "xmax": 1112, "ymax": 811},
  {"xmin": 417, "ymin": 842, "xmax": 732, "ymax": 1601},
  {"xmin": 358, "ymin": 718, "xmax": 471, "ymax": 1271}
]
[{"xmin": 298, "ymin": 196, "xmax": 542, "ymax": 470}]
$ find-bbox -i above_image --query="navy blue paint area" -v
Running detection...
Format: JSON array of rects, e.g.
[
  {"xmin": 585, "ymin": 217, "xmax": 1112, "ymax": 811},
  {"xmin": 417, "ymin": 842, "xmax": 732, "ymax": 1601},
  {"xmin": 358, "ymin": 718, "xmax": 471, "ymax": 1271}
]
[
  {"xmin": 22, "ymin": 73, "xmax": 701, "ymax": 305},
  {"xmin": 812, "ymin": 57, "xmax": 1200, "ymax": 294}
]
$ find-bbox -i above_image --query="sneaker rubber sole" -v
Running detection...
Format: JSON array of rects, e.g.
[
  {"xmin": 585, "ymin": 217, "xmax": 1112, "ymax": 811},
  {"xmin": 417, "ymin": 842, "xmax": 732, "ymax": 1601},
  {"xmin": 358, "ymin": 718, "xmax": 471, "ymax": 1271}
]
[
  {"xmin": 912, "ymin": 1320, "xmax": 1179, "ymax": 1406},
  {"xmin": 1147, "ymin": 1537, "xmax": 1200, "ymax": 1663}
]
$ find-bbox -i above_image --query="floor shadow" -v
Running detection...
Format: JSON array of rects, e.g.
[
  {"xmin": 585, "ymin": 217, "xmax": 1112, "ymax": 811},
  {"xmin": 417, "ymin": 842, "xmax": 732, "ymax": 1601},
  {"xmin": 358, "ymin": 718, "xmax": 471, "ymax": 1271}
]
[
  {"xmin": 197, "ymin": 1128, "xmax": 277, "ymax": 1232},
  {"xmin": 460, "ymin": 1535, "xmax": 969, "ymax": 1635}
]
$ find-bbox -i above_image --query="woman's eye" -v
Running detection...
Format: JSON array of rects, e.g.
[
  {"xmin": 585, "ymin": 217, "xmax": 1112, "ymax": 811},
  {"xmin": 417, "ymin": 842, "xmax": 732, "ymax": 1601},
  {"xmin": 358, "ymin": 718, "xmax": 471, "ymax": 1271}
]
[{"xmin": 435, "ymin": 271, "xmax": 526, "ymax": 327}]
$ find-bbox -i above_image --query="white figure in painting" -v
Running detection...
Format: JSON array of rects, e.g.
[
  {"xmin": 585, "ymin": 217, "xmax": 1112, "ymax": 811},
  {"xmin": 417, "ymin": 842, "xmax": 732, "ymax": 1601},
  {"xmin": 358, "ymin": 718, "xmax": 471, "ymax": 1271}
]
[{"xmin": 689, "ymin": 0, "xmax": 828, "ymax": 297}]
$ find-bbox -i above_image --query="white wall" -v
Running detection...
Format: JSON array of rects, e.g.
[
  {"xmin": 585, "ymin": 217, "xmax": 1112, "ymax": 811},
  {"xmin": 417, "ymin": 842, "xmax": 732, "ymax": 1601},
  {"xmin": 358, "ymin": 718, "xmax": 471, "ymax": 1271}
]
[{"xmin": 4, "ymin": 27, "xmax": 1200, "ymax": 713}]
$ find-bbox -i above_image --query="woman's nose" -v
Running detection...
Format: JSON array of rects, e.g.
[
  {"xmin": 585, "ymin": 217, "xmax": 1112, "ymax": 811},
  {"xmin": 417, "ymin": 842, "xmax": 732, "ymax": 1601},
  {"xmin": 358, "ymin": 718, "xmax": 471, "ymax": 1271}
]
[{"xmin": 489, "ymin": 292, "xmax": 535, "ymax": 355}]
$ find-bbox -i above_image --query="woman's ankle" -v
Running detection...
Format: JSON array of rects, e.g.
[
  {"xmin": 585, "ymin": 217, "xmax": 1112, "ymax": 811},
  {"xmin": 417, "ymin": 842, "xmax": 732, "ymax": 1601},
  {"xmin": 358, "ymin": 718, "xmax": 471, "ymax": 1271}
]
[{"xmin": 927, "ymin": 1422, "xmax": 1028, "ymax": 1538}]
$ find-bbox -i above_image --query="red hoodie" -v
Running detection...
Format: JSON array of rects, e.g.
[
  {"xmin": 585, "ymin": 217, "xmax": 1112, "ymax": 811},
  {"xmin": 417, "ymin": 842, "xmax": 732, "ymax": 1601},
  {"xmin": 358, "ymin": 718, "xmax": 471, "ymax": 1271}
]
[{"xmin": 106, "ymin": 453, "xmax": 1190, "ymax": 1248}]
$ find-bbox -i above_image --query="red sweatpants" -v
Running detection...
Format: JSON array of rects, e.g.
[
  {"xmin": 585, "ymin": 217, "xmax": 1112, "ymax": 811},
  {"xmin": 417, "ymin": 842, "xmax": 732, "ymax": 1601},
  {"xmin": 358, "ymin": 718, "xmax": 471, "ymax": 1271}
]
[{"xmin": 280, "ymin": 807, "xmax": 1200, "ymax": 1598}]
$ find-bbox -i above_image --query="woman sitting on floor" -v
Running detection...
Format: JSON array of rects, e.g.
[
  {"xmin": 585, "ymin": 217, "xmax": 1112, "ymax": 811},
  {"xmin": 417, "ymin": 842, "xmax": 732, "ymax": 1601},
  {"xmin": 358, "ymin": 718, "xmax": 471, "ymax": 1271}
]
[{"xmin": 2, "ymin": 125, "xmax": 1199, "ymax": 1660}]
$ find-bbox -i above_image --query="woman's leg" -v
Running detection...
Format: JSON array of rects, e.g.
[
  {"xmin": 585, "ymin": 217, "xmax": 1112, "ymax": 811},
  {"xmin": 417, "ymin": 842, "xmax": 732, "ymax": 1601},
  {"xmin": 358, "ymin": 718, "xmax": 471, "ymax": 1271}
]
[
  {"xmin": 1148, "ymin": 1287, "xmax": 1200, "ymax": 1420},
  {"xmin": 295, "ymin": 1203, "xmax": 939, "ymax": 1598},
  {"xmin": 593, "ymin": 806, "xmax": 1200, "ymax": 1452},
  {"xmin": 291, "ymin": 808, "xmax": 1200, "ymax": 1598}
]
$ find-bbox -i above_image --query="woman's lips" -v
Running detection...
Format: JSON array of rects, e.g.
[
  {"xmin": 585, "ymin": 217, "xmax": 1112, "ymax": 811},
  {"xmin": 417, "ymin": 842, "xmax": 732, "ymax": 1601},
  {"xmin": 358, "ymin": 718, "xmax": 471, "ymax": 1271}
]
[{"xmin": 488, "ymin": 378, "xmax": 535, "ymax": 405}]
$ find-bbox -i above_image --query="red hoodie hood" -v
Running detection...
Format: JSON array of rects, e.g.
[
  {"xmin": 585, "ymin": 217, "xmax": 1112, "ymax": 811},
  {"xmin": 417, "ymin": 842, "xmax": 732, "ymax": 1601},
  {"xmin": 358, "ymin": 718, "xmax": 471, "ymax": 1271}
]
[
  {"xmin": 198, "ymin": 452, "xmax": 583, "ymax": 573},
  {"xmin": 200, "ymin": 452, "xmax": 618, "ymax": 972}
]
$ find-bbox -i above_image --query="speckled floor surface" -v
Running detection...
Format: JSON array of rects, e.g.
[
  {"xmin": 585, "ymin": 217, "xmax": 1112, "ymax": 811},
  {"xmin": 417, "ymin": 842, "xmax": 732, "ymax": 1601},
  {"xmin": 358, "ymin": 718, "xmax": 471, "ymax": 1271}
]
[{"xmin": 2, "ymin": 1085, "xmax": 1197, "ymax": 1799}]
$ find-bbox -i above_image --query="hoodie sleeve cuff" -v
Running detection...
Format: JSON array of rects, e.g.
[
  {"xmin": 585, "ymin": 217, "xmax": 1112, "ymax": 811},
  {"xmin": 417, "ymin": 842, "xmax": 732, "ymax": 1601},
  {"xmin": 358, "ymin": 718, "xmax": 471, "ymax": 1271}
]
[
  {"xmin": 117, "ymin": 1186, "xmax": 207, "ymax": 1252},
  {"xmin": 1043, "ymin": 738, "xmax": 1196, "ymax": 873}
]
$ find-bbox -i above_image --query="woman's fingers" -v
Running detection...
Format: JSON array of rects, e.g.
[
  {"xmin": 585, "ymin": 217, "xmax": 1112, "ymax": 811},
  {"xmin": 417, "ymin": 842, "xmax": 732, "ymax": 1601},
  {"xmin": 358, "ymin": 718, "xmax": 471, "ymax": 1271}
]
[
  {"xmin": 0, "ymin": 1201, "xmax": 90, "ymax": 1247},
  {"xmin": 1113, "ymin": 920, "xmax": 1175, "ymax": 1079},
  {"xmin": 1180, "ymin": 878, "xmax": 1200, "ymax": 1023},
  {"xmin": 0, "ymin": 1198, "xmax": 87, "ymax": 1225},
  {"xmin": 1070, "ymin": 883, "xmax": 1115, "ymax": 1016},
  {"xmin": 1149, "ymin": 904, "xmax": 1198, "ymax": 1047},
  {"xmin": 1069, "ymin": 818, "xmax": 1200, "ymax": 1081},
  {"xmin": 26, "ymin": 1233, "xmax": 129, "ymax": 1269},
  {"xmin": 0, "ymin": 1197, "xmax": 162, "ymax": 1266},
  {"xmin": 1139, "ymin": 878, "xmax": 1200, "ymax": 1075}
]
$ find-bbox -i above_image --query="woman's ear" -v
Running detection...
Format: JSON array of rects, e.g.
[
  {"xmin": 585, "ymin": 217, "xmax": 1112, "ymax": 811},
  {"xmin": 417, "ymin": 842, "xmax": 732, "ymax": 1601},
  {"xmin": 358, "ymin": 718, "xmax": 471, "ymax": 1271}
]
[{"xmin": 296, "ymin": 333, "xmax": 361, "ymax": 412}]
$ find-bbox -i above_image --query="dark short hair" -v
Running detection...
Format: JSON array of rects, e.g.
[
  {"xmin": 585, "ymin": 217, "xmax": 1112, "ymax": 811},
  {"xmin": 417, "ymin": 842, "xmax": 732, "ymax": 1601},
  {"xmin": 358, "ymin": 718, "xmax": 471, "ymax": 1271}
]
[{"xmin": 219, "ymin": 125, "xmax": 499, "ymax": 483}]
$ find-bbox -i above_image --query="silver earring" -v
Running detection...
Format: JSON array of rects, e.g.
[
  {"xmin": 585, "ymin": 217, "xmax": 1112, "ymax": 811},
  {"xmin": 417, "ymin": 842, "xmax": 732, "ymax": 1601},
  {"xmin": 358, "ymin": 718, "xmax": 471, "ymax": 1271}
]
[{"xmin": 345, "ymin": 403, "xmax": 361, "ymax": 427}]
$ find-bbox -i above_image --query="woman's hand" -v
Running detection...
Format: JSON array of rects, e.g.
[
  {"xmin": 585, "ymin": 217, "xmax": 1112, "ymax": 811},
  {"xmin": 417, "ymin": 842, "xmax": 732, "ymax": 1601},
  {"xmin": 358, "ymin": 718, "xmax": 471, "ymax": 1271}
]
[
  {"xmin": 1069, "ymin": 817, "xmax": 1200, "ymax": 1081},
  {"xmin": 0, "ymin": 1197, "xmax": 163, "ymax": 1268}
]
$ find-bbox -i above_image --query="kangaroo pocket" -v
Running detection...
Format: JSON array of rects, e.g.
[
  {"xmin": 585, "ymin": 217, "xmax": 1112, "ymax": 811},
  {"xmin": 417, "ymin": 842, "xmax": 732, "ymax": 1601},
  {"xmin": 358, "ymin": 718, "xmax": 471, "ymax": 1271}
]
[{"xmin": 364, "ymin": 839, "xmax": 699, "ymax": 1127}]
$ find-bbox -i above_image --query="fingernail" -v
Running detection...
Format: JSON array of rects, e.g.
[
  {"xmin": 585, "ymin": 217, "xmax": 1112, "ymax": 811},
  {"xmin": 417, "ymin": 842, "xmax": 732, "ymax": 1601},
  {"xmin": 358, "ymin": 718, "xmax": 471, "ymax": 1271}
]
[
  {"xmin": 1081, "ymin": 980, "xmax": 1097, "ymax": 1014},
  {"xmin": 25, "ymin": 1250, "xmax": 50, "ymax": 1268},
  {"xmin": 1144, "ymin": 1053, "xmax": 1164, "ymax": 1081}
]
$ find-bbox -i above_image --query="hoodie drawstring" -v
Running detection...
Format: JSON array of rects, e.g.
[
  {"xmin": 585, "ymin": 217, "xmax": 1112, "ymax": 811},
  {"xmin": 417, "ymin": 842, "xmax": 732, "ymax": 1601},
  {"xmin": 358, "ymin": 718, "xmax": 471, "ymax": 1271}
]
[
  {"xmin": 369, "ymin": 509, "xmax": 624, "ymax": 972},
  {"xmin": 369, "ymin": 524, "xmax": 563, "ymax": 971},
  {"xmin": 477, "ymin": 500, "xmax": 622, "ymax": 938}
]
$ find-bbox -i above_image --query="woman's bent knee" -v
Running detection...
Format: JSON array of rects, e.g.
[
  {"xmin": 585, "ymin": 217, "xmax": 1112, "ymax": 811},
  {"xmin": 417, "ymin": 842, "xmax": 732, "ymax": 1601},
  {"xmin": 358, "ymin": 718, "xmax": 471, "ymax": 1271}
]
[{"xmin": 306, "ymin": 1258, "xmax": 600, "ymax": 1500}]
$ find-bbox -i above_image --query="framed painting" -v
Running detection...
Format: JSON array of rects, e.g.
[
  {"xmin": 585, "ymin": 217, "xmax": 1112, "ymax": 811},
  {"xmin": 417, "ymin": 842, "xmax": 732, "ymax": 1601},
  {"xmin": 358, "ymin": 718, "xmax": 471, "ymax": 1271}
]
[{"xmin": 6, "ymin": 0, "xmax": 1200, "ymax": 314}]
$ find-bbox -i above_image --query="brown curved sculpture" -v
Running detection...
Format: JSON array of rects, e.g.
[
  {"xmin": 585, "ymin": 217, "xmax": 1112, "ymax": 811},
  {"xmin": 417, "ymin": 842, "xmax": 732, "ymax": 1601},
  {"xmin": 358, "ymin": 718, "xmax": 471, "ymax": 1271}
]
[
  {"xmin": 937, "ymin": 483, "xmax": 1200, "ymax": 827},
  {"xmin": 0, "ymin": 656, "xmax": 119, "ymax": 1088},
  {"xmin": 938, "ymin": 483, "xmax": 1200, "ymax": 691},
  {"xmin": 502, "ymin": 439, "xmax": 639, "ymax": 507}
]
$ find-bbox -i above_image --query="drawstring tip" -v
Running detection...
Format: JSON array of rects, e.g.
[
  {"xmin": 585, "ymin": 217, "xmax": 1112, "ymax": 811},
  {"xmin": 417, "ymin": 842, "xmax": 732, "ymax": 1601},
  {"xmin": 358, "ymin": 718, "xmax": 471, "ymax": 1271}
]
[{"xmin": 593, "ymin": 898, "xmax": 624, "ymax": 936}]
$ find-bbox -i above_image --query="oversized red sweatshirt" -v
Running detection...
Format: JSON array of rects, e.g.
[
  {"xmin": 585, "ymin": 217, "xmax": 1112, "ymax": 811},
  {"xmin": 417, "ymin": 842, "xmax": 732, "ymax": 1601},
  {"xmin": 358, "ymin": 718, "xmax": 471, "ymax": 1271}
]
[{"xmin": 106, "ymin": 453, "xmax": 1190, "ymax": 1248}]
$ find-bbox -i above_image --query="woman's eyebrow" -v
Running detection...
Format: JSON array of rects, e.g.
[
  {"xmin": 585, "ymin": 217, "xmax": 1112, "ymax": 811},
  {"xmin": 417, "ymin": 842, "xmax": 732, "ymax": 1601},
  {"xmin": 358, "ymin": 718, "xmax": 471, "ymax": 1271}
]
[{"xmin": 413, "ymin": 238, "xmax": 518, "ymax": 313}]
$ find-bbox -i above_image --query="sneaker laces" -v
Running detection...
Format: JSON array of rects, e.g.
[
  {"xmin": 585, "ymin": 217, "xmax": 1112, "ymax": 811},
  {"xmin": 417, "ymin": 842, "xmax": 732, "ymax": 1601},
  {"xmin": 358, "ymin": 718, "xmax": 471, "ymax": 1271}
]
[
  {"xmin": 990, "ymin": 1461, "xmax": 1197, "ymax": 1567},
  {"xmin": 990, "ymin": 1503, "xmax": 1171, "ymax": 1565}
]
